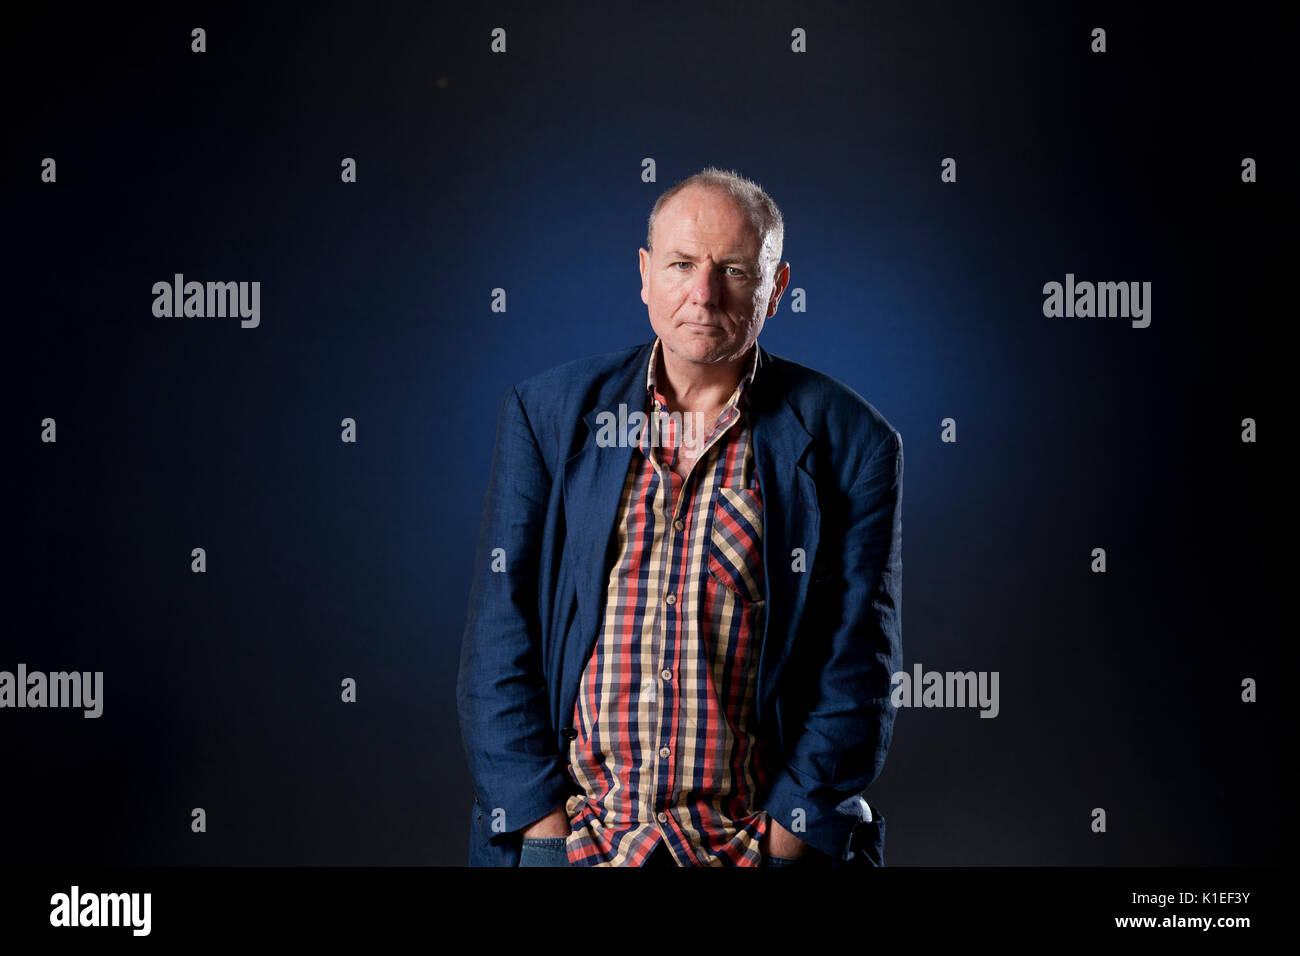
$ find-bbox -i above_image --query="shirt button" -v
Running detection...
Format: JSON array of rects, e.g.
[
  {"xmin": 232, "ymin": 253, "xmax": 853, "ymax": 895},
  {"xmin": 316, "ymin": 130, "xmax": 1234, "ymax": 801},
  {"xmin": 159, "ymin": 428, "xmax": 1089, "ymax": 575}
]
[
  {"xmin": 665, "ymin": 593, "xmax": 676, "ymax": 605},
  {"xmin": 657, "ymin": 812, "xmax": 668, "ymax": 823},
  {"xmin": 673, "ymin": 519, "xmax": 684, "ymax": 531},
  {"xmin": 660, "ymin": 669, "xmax": 672, "ymax": 681},
  {"xmin": 659, "ymin": 746, "xmax": 670, "ymax": 758}
]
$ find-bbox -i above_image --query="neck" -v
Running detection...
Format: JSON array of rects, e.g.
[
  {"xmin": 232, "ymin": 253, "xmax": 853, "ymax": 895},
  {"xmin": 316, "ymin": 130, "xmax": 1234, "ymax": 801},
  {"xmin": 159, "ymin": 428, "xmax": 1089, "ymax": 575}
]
[{"xmin": 657, "ymin": 341, "xmax": 752, "ymax": 413}]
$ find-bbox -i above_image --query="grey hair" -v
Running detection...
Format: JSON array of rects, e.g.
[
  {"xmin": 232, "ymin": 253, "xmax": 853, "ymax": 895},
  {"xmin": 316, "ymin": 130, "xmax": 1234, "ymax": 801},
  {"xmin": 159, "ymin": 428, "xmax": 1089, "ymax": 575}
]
[{"xmin": 645, "ymin": 166, "xmax": 784, "ymax": 280}]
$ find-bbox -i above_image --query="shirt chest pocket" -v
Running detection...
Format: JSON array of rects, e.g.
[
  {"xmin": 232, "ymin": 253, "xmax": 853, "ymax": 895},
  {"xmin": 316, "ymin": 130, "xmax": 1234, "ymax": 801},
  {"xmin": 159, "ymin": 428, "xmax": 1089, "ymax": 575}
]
[{"xmin": 706, "ymin": 486, "xmax": 766, "ymax": 604}]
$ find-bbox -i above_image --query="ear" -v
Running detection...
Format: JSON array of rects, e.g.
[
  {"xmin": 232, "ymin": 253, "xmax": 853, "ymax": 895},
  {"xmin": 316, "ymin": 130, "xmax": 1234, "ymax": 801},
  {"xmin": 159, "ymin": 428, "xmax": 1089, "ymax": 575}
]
[{"xmin": 766, "ymin": 261, "xmax": 790, "ymax": 316}]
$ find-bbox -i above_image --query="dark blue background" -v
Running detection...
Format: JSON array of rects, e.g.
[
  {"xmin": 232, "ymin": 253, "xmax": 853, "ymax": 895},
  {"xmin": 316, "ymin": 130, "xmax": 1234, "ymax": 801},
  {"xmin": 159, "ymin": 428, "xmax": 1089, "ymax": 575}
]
[{"xmin": 3, "ymin": 1, "xmax": 1280, "ymax": 864}]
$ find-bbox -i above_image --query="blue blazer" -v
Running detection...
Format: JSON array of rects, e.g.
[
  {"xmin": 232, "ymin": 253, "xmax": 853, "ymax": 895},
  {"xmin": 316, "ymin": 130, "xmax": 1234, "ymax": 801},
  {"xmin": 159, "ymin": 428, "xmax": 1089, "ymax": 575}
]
[{"xmin": 457, "ymin": 339, "xmax": 903, "ymax": 866}]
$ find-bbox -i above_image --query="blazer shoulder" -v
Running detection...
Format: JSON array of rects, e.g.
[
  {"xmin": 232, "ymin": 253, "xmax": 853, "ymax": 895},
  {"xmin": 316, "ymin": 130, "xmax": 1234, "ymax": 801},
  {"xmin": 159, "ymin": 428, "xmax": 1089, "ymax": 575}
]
[
  {"xmin": 764, "ymin": 350, "xmax": 900, "ymax": 456},
  {"xmin": 511, "ymin": 343, "xmax": 644, "ymax": 406},
  {"xmin": 502, "ymin": 343, "xmax": 649, "ymax": 465}
]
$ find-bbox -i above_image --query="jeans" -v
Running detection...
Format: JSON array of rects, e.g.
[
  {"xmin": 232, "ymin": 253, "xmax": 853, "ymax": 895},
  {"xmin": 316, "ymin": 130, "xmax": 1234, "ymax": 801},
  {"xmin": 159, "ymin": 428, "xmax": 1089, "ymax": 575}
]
[{"xmin": 518, "ymin": 836, "xmax": 571, "ymax": 867}]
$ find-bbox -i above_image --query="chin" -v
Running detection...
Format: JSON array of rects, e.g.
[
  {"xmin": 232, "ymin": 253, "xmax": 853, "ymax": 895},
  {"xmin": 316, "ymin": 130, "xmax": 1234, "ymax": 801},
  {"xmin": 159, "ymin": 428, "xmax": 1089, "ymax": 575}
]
[{"xmin": 669, "ymin": 339, "xmax": 722, "ymax": 362}]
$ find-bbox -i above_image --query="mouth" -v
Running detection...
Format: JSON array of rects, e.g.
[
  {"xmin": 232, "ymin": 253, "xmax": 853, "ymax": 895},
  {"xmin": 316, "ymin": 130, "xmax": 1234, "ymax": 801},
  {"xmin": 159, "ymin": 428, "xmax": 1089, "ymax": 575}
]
[{"xmin": 682, "ymin": 321, "xmax": 722, "ymax": 331}]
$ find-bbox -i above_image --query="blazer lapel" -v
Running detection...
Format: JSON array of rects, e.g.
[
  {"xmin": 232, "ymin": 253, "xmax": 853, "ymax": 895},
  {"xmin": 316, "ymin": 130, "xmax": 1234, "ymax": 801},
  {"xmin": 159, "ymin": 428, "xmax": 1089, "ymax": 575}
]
[
  {"xmin": 561, "ymin": 342, "xmax": 653, "ymax": 675},
  {"xmin": 748, "ymin": 344, "xmax": 819, "ymax": 723}
]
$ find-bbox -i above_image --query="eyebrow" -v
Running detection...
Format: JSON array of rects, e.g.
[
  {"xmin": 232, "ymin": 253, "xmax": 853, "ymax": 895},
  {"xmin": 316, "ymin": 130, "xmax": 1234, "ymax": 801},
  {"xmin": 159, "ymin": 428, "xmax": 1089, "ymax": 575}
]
[{"xmin": 667, "ymin": 250, "xmax": 757, "ymax": 268}]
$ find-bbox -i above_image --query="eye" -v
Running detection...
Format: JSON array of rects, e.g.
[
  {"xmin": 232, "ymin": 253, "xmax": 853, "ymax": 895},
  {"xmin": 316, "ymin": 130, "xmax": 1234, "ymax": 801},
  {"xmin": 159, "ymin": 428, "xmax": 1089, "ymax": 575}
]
[{"xmin": 670, "ymin": 262, "xmax": 745, "ymax": 276}]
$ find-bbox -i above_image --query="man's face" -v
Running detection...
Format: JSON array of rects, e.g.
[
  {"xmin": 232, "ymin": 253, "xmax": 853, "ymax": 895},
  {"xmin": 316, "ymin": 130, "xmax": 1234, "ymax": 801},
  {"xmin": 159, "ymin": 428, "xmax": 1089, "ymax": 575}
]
[{"xmin": 639, "ymin": 185, "xmax": 789, "ymax": 370}]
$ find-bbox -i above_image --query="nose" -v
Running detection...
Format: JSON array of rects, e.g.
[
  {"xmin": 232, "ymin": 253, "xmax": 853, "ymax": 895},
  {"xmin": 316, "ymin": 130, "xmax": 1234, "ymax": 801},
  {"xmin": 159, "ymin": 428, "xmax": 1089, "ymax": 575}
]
[{"xmin": 688, "ymin": 264, "xmax": 722, "ymax": 304}]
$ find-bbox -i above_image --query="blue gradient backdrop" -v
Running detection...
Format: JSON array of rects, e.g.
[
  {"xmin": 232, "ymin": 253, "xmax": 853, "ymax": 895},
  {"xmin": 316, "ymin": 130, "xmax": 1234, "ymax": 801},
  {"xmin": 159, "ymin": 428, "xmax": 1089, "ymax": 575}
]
[{"xmin": 4, "ymin": 1, "xmax": 1280, "ymax": 864}]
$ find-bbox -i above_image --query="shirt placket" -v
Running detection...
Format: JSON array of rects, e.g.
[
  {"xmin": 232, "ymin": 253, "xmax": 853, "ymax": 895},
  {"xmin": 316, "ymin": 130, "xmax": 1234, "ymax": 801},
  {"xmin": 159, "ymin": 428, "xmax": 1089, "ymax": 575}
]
[{"xmin": 644, "ymin": 392, "xmax": 743, "ymax": 864}]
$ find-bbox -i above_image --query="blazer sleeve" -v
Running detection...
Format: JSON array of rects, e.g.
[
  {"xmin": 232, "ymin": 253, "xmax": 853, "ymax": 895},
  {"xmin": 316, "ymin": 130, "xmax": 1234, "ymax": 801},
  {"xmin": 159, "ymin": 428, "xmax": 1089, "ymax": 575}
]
[
  {"xmin": 456, "ymin": 385, "xmax": 573, "ymax": 839},
  {"xmin": 760, "ymin": 427, "xmax": 903, "ymax": 860}
]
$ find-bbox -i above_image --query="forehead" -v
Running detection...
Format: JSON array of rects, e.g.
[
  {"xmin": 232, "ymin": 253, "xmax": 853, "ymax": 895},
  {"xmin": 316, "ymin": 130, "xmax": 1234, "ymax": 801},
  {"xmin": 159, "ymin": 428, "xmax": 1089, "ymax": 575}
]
[{"xmin": 656, "ymin": 186, "xmax": 760, "ymax": 251}]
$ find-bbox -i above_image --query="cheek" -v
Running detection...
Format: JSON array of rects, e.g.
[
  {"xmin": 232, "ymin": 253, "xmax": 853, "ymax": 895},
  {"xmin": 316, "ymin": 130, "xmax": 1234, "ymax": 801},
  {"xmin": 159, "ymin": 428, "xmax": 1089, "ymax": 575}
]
[{"xmin": 721, "ymin": 286, "xmax": 756, "ymax": 312}]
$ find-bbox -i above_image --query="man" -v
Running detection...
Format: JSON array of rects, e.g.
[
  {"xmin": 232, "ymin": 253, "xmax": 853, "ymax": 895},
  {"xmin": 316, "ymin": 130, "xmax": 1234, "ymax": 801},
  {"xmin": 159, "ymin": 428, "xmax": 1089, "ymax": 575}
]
[{"xmin": 457, "ymin": 167, "xmax": 903, "ymax": 867}]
